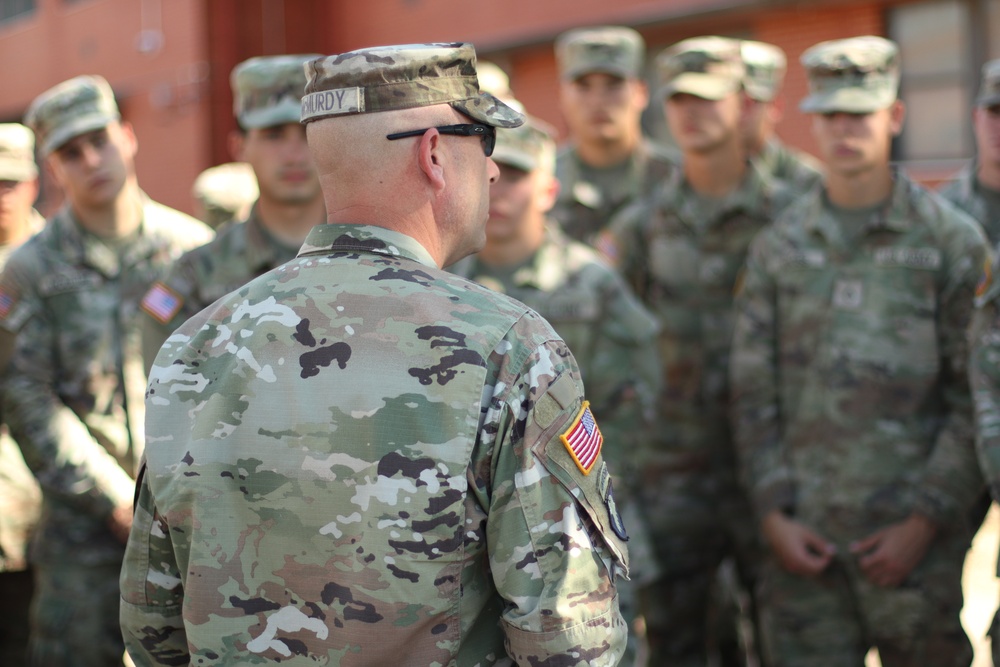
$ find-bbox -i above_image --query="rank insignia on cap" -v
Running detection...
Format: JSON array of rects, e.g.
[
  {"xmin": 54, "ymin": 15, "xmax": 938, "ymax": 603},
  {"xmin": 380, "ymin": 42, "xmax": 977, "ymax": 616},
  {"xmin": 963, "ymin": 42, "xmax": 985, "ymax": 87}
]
[
  {"xmin": 560, "ymin": 401, "xmax": 603, "ymax": 475},
  {"xmin": 0, "ymin": 288, "xmax": 17, "ymax": 320},
  {"xmin": 141, "ymin": 282, "xmax": 184, "ymax": 325}
]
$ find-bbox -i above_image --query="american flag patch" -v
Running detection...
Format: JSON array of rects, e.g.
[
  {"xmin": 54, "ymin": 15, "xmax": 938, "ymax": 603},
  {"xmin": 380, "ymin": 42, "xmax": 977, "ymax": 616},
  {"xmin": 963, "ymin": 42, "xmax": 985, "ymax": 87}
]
[
  {"xmin": 141, "ymin": 282, "xmax": 184, "ymax": 325},
  {"xmin": 0, "ymin": 288, "xmax": 16, "ymax": 319},
  {"xmin": 560, "ymin": 401, "xmax": 603, "ymax": 475}
]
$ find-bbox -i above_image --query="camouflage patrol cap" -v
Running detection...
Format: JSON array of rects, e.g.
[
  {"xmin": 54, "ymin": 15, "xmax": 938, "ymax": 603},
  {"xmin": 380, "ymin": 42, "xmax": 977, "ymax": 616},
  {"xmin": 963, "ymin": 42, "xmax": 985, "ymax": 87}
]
[
  {"xmin": 25, "ymin": 75, "xmax": 121, "ymax": 157},
  {"xmin": 0, "ymin": 124, "xmax": 38, "ymax": 182},
  {"xmin": 657, "ymin": 36, "xmax": 745, "ymax": 101},
  {"xmin": 976, "ymin": 59, "xmax": 1000, "ymax": 107},
  {"xmin": 492, "ymin": 113, "xmax": 557, "ymax": 174},
  {"xmin": 741, "ymin": 40, "xmax": 787, "ymax": 102},
  {"xmin": 555, "ymin": 26, "xmax": 645, "ymax": 81},
  {"xmin": 192, "ymin": 162, "xmax": 258, "ymax": 228},
  {"xmin": 800, "ymin": 36, "xmax": 900, "ymax": 113},
  {"xmin": 232, "ymin": 54, "xmax": 319, "ymax": 129},
  {"xmin": 300, "ymin": 43, "xmax": 523, "ymax": 128}
]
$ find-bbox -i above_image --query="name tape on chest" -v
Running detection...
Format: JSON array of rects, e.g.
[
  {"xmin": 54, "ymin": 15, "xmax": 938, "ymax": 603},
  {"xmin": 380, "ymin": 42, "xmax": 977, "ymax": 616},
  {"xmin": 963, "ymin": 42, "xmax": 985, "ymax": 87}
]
[{"xmin": 560, "ymin": 401, "xmax": 603, "ymax": 475}]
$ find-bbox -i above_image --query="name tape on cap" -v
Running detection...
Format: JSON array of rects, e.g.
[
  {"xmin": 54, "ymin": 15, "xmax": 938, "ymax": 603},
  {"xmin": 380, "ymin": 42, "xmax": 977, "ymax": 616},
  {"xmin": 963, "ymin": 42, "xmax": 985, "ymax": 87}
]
[{"xmin": 301, "ymin": 88, "xmax": 364, "ymax": 120}]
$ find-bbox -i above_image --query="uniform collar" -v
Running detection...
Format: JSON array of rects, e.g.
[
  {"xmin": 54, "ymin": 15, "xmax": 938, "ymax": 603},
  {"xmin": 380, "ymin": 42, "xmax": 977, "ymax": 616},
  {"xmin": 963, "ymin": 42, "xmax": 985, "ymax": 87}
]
[
  {"xmin": 297, "ymin": 223, "xmax": 438, "ymax": 268},
  {"xmin": 657, "ymin": 160, "xmax": 771, "ymax": 229},
  {"xmin": 803, "ymin": 169, "xmax": 916, "ymax": 242},
  {"xmin": 243, "ymin": 204, "xmax": 308, "ymax": 272}
]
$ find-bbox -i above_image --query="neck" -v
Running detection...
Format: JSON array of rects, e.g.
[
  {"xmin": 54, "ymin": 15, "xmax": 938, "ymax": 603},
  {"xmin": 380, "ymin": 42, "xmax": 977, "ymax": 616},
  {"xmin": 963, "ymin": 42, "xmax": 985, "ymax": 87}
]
[
  {"xmin": 72, "ymin": 180, "xmax": 144, "ymax": 238},
  {"xmin": 0, "ymin": 212, "xmax": 37, "ymax": 247},
  {"xmin": 977, "ymin": 159, "xmax": 1000, "ymax": 192},
  {"xmin": 257, "ymin": 195, "xmax": 326, "ymax": 246},
  {"xmin": 684, "ymin": 140, "xmax": 746, "ymax": 198},
  {"xmin": 477, "ymin": 221, "xmax": 545, "ymax": 268},
  {"xmin": 825, "ymin": 166, "xmax": 894, "ymax": 209},
  {"xmin": 574, "ymin": 133, "xmax": 639, "ymax": 169}
]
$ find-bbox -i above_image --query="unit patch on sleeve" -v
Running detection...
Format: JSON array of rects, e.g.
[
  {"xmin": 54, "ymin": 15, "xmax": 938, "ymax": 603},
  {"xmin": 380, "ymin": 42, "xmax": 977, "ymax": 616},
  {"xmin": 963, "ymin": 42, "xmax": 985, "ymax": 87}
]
[
  {"xmin": 141, "ymin": 282, "xmax": 184, "ymax": 325},
  {"xmin": 0, "ymin": 287, "xmax": 17, "ymax": 320},
  {"xmin": 560, "ymin": 401, "xmax": 603, "ymax": 475}
]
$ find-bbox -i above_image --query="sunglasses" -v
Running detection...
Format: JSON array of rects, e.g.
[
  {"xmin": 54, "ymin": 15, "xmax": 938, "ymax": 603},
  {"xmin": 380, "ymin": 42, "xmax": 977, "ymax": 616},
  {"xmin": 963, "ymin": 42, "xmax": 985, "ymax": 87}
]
[{"xmin": 386, "ymin": 123, "xmax": 496, "ymax": 157}]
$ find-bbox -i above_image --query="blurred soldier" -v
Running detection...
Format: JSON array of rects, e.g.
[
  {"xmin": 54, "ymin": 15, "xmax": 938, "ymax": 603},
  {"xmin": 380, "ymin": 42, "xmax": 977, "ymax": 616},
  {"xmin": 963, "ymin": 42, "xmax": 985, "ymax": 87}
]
[
  {"xmin": 597, "ymin": 36, "xmax": 786, "ymax": 666},
  {"xmin": 141, "ymin": 55, "xmax": 325, "ymax": 370},
  {"xmin": 731, "ymin": 36, "xmax": 986, "ymax": 666},
  {"xmin": 740, "ymin": 40, "xmax": 824, "ymax": 190},
  {"xmin": 477, "ymin": 60, "xmax": 513, "ymax": 101},
  {"xmin": 191, "ymin": 161, "xmax": 258, "ymax": 229},
  {"xmin": 0, "ymin": 123, "xmax": 43, "ymax": 667},
  {"xmin": 552, "ymin": 25, "xmax": 678, "ymax": 244},
  {"xmin": 120, "ymin": 43, "xmax": 628, "ymax": 666},
  {"xmin": 450, "ymin": 113, "xmax": 660, "ymax": 665},
  {"xmin": 940, "ymin": 59, "xmax": 1000, "ymax": 244},
  {"xmin": 0, "ymin": 75, "xmax": 212, "ymax": 667}
]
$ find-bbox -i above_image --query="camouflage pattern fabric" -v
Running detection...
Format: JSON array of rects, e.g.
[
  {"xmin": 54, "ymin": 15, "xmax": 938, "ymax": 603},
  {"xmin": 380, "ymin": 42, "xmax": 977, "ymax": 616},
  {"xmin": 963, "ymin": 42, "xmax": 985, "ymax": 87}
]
[
  {"xmin": 141, "ymin": 205, "xmax": 308, "ymax": 371},
  {"xmin": 753, "ymin": 138, "xmax": 824, "ymax": 193},
  {"xmin": 598, "ymin": 162, "xmax": 785, "ymax": 665},
  {"xmin": 0, "ymin": 198, "xmax": 211, "ymax": 667},
  {"xmin": 732, "ymin": 173, "xmax": 987, "ymax": 664},
  {"xmin": 939, "ymin": 163, "xmax": 1000, "ymax": 245},
  {"xmin": 554, "ymin": 26, "xmax": 645, "ymax": 81},
  {"xmin": 552, "ymin": 140, "xmax": 678, "ymax": 245},
  {"xmin": 120, "ymin": 223, "xmax": 628, "ymax": 666}
]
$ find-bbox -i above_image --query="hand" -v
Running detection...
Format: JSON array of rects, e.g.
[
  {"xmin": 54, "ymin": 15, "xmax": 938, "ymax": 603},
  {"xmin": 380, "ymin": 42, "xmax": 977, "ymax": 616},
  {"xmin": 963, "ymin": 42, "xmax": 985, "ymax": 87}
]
[
  {"xmin": 108, "ymin": 504, "xmax": 134, "ymax": 544},
  {"xmin": 761, "ymin": 510, "xmax": 836, "ymax": 576},
  {"xmin": 849, "ymin": 513, "xmax": 937, "ymax": 588}
]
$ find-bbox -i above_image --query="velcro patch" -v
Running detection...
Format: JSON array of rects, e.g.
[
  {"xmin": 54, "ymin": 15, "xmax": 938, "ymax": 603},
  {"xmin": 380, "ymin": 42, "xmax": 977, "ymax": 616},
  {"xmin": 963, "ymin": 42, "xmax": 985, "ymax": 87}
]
[
  {"xmin": 560, "ymin": 401, "xmax": 603, "ymax": 475},
  {"xmin": 141, "ymin": 282, "xmax": 184, "ymax": 325}
]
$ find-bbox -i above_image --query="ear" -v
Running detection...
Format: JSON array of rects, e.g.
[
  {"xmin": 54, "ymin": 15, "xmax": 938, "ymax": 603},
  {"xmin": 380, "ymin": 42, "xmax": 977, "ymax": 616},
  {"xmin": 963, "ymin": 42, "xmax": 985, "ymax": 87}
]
[
  {"xmin": 118, "ymin": 121, "xmax": 139, "ymax": 159},
  {"xmin": 889, "ymin": 100, "xmax": 906, "ymax": 137},
  {"xmin": 768, "ymin": 96, "xmax": 785, "ymax": 125},
  {"xmin": 538, "ymin": 173, "xmax": 560, "ymax": 214},
  {"xmin": 632, "ymin": 79, "xmax": 650, "ymax": 111},
  {"xmin": 417, "ymin": 128, "xmax": 446, "ymax": 193},
  {"xmin": 228, "ymin": 130, "xmax": 246, "ymax": 162}
]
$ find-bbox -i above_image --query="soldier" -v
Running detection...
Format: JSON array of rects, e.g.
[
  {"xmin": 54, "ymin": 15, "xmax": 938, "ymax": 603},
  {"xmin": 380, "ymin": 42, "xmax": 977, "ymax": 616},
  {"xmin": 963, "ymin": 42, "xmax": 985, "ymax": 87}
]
[
  {"xmin": 731, "ymin": 36, "xmax": 987, "ymax": 666},
  {"xmin": 940, "ymin": 58, "xmax": 1000, "ymax": 244},
  {"xmin": 596, "ymin": 35, "xmax": 786, "ymax": 666},
  {"xmin": 552, "ymin": 25, "xmax": 678, "ymax": 244},
  {"xmin": 450, "ymin": 113, "xmax": 660, "ymax": 666},
  {"xmin": 740, "ymin": 40, "xmax": 824, "ymax": 190},
  {"xmin": 0, "ymin": 123, "xmax": 43, "ymax": 667},
  {"xmin": 0, "ymin": 75, "xmax": 212, "ymax": 667},
  {"xmin": 120, "ymin": 43, "xmax": 628, "ymax": 666},
  {"xmin": 191, "ymin": 161, "xmax": 258, "ymax": 230},
  {"xmin": 141, "ymin": 54, "xmax": 325, "ymax": 370}
]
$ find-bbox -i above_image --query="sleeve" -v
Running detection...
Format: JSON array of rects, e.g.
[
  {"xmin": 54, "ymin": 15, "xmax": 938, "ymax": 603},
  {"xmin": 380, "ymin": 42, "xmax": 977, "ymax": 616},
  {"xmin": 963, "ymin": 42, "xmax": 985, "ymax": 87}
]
[
  {"xmin": 594, "ymin": 199, "xmax": 652, "ymax": 299},
  {"xmin": 2, "ymin": 275, "xmax": 134, "ymax": 519},
  {"xmin": 912, "ymin": 226, "xmax": 990, "ymax": 526},
  {"xmin": 140, "ymin": 255, "xmax": 202, "ymax": 375},
  {"xmin": 119, "ymin": 461, "xmax": 189, "ymax": 666},
  {"xmin": 729, "ymin": 231, "xmax": 796, "ymax": 518},
  {"xmin": 480, "ymin": 327, "xmax": 628, "ymax": 667}
]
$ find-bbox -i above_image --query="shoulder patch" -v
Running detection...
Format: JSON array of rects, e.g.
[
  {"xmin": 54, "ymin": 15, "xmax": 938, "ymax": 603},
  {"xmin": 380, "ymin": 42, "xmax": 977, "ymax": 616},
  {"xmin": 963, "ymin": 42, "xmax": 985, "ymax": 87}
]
[
  {"xmin": 141, "ymin": 282, "xmax": 185, "ymax": 325},
  {"xmin": 560, "ymin": 401, "xmax": 603, "ymax": 475},
  {"xmin": 0, "ymin": 287, "xmax": 17, "ymax": 320}
]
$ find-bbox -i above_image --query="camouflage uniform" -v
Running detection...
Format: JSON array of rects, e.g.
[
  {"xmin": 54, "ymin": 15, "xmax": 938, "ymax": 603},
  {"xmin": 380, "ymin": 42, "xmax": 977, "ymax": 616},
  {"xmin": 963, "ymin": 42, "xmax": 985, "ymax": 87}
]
[
  {"xmin": 0, "ymin": 123, "xmax": 43, "ymax": 667},
  {"xmin": 191, "ymin": 162, "xmax": 258, "ymax": 230},
  {"xmin": 732, "ymin": 37, "xmax": 986, "ymax": 667},
  {"xmin": 753, "ymin": 138, "xmax": 823, "ymax": 193},
  {"xmin": 120, "ymin": 44, "xmax": 628, "ymax": 667},
  {"xmin": 939, "ymin": 164, "xmax": 1000, "ymax": 245},
  {"xmin": 551, "ymin": 26, "xmax": 679, "ymax": 245},
  {"xmin": 1, "ymin": 75, "xmax": 213, "ymax": 667}
]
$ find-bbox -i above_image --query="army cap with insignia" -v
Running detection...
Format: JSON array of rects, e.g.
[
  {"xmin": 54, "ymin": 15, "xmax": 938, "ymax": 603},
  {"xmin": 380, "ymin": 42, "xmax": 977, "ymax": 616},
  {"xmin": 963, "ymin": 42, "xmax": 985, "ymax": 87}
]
[
  {"xmin": 0, "ymin": 124, "xmax": 38, "ymax": 182},
  {"xmin": 25, "ymin": 75, "xmax": 121, "ymax": 157},
  {"xmin": 232, "ymin": 54, "xmax": 319, "ymax": 129},
  {"xmin": 800, "ymin": 36, "xmax": 900, "ymax": 113},
  {"xmin": 492, "ymin": 113, "xmax": 557, "ymax": 174},
  {"xmin": 741, "ymin": 40, "xmax": 787, "ymax": 102},
  {"xmin": 555, "ymin": 26, "xmax": 645, "ymax": 81},
  {"xmin": 657, "ymin": 36, "xmax": 745, "ymax": 101},
  {"xmin": 300, "ymin": 43, "xmax": 523, "ymax": 129},
  {"xmin": 976, "ymin": 59, "xmax": 1000, "ymax": 108}
]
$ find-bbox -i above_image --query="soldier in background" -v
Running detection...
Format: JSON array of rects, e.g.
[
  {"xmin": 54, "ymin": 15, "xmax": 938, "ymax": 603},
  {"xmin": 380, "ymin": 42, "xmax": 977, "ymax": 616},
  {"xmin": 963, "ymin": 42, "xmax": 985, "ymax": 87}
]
[
  {"xmin": 450, "ymin": 112, "xmax": 660, "ymax": 666},
  {"xmin": 191, "ymin": 161, "xmax": 258, "ymax": 229},
  {"xmin": 551, "ymin": 26, "xmax": 677, "ymax": 245},
  {"xmin": 740, "ymin": 40, "xmax": 824, "ymax": 191},
  {"xmin": 141, "ymin": 55, "xmax": 325, "ymax": 370},
  {"xmin": 940, "ymin": 59, "xmax": 1000, "ymax": 245},
  {"xmin": 597, "ymin": 36, "xmax": 786, "ymax": 666},
  {"xmin": 731, "ymin": 36, "xmax": 986, "ymax": 666},
  {"xmin": 0, "ymin": 123, "xmax": 44, "ymax": 667},
  {"xmin": 0, "ymin": 75, "xmax": 212, "ymax": 667},
  {"xmin": 120, "ymin": 43, "xmax": 628, "ymax": 666}
]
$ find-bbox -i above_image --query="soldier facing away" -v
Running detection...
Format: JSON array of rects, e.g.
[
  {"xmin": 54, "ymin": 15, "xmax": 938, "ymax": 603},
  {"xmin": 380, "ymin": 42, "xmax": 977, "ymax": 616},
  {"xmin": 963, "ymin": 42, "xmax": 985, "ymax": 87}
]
[
  {"xmin": 0, "ymin": 122, "xmax": 44, "ymax": 667},
  {"xmin": 731, "ymin": 36, "xmax": 987, "ymax": 666},
  {"xmin": 0, "ymin": 75, "xmax": 212, "ymax": 667},
  {"xmin": 551, "ymin": 25, "xmax": 678, "ymax": 245},
  {"xmin": 120, "ymin": 43, "xmax": 629, "ymax": 666},
  {"xmin": 141, "ymin": 54, "xmax": 325, "ymax": 371}
]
